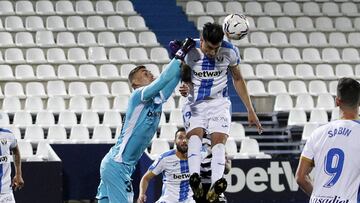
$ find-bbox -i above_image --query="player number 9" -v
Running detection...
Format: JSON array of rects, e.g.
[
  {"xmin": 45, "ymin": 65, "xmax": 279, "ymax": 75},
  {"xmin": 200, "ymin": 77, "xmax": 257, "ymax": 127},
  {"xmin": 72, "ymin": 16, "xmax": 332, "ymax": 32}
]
[{"xmin": 323, "ymin": 148, "xmax": 344, "ymax": 188}]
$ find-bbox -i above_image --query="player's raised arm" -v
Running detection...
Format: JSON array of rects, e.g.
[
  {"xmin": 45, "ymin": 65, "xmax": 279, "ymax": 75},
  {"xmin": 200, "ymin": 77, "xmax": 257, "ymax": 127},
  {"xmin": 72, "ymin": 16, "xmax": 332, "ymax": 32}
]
[
  {"xmin": 229, "ymin": 64, "xmax": 263, "ymax": 134},
  {"xmin": 141, "ymin": 38, "xmax": 195, "ymax": 101},
  {"xmin": 11, "ymin": 145, "xmax": 24, "ymax": 191}
]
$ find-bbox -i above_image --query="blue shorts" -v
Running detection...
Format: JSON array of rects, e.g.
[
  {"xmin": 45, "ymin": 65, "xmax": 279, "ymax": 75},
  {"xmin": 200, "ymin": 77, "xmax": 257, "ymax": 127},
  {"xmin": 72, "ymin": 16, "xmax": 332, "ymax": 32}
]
[{"xmin": 96, "ymin": 153, "xmax": 135, "ymax": 203}]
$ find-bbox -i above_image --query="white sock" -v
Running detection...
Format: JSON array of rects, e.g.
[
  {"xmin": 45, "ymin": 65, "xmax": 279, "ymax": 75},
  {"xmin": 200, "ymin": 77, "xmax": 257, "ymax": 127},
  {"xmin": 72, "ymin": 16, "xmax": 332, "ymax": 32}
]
[
  {"xmin": 187, "ymin": 136, "xmax": 202, "ymax": 175},
  {"xmin": 211, "ymin": 143, "xmax": 226, "ymax": 185}
]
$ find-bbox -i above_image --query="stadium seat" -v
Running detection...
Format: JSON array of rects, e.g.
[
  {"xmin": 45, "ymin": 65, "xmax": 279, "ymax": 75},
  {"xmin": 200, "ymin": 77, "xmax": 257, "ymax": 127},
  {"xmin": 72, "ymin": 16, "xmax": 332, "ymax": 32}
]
[
  {"xmin": 225, "ymin": 137, "xmax": 241, "ymax": 159},
  {"xmin": 295, "ymin": 64, "xmax": 316, "ymax": 80},
  {"xmin": 296, "ymin": 17, "xmax": 315, "ymax": 31},
  {"xmin": 229, "ymin": 122, "xmax": 247, "ymax": 142},
  {"xmin": 36, "ymin": 64, "xmax": 57, "ymax": 80},
  {"xmin": 109, "ymin": 47, "xmax": 130, "ymax": 63},
  {"xmin": 309, "ymin": 80, "xmax": 328, "ymax": 96},
  {"xmin": 348, "ymin": 33, "xmax": 360, "ymax": 47},
  {"xmin": 316, "ymin": 94, "xmax": 335, "ymax": 111},
  {"xmin": 257, "ymin": 17, "xmax": 276, "ymax": 31},
  {"xmin": 239, "ymin": 64, "xmax": 256, "ymax": 80},
  {"xmin": 91, "ymin": 95, "xmax": 110, "ymax": 112},
  {"xmin": 301, "ymin": 123, "xmax": 320, "ymax": 141},
  {"xmin": 107, "ymin": 16, "xmax": 127, "ymax": 31},
  {"xmin": 185, "ymin": 1, "xmax": 205, "ymax": 16},
  {"xmin": 111, "ymin": 81, "xmax": 131, "ymax": 96},
  {"xmin": 283, "ymin": 2, "xmax": 302, "ymax": 16},
  {"xmin": 277, "ymin": 17, "xmax": 295, "ymax": 31},
  {"xmin": 262, "ymin": 48, "xmax": 282, "ymax": 63},
  {"xmin": 322, "ymin": 2, "xmax": 341, "ymax": 16},
  {"xmin": 335, "ymin": 64, "xmax": 354, "ymax": 78},
  {"xmin": 139, "ymin": 31, "xmax": 159, "ymax": 47},
  {"xmin": 335, "ymin": 17, "xmax": 354, "ymax": 32},
  {"xmin": 58, "ymin": 64, "xmax": 78, "ymax": 80},
  {"xmin": 80, "ymin": 111, "xmax": 99, "ymax": 127},
  {"xmin": 36, "ymin": 1, "xmax": 54, "ymax": 15},
  {"xmin": 26, "ymin": 16, "xmax": 45, "ymax": 31},
  {"xmin": 96, "ymin": 0, "xmax": 115, "ymax": 14},
  {"xmin": 150, "ymin": 47, "xmax": 170, "ymax": 63},
  {"xmin": 245, "ymin": 2, "xmax": 263, "ymax": 16},
  {"xmin": 4, "ymin": 82, "xmax": 26, "ymax": 98},
  {"xmin": 282, "ymin": 48, "xmax": 301, "ymax": 63},
  {"xmin": 302, "ymin": 48, "xmax": 321, "ymax": 63},
  {"xmin": 159, "ymin": 123, "xmax": 178, "ymax": 141},
  {"xmin": 78, "ymin": 32, "xmax": 97, "ymax": 46},
  {"xmin": 87, "ymin": 16, "xmax": 106, "ymax": 31},
  {"xmin": 15, "ymin": 65, "xmax": 36, "ymax": 80},
  {"xmin": 0, "ymin": 112, "xmax": 10, "ymax": 126},
  {"xmin": 56, "ymin": 0, "xmax": 75, "ymax": 15},
  {"xmin": 116, "ymin": 1, "xmax": 136, "ymax": 15},
  {"xmin": 92, "ymin": 126, "xmax": 113, "ymax": 143},
  {"xmin": 309, "ymin": 109, "xmax": 328, "ymax": 124},
  {"xmin": 309, "ymin": 32, "xmax": 328, "ymax": 47},
  {"xmin": 255, "ymin": 64, "xmax": 276, "ymax": 79},
  {"xmin": 331, "ymin": 107, "xmax": 340, "ymax": 121},
  {"xmin": 46, "ymin": 96, "xmax": 66, "ymax": 112},
  {"xmin": 17, "ymin": 141, "xmax": 34, "ymax": 160},
  {"xmin": 79, "ymin": 64, "xmax": 98, "ymax": 79},
  {"xmin": 70, "ymin": 126, "xmax": 90, "ymax": 143},
  {"xmin": 98, "ymin": 31, "xmax": 117, "ymax": 47},
  {"xmin": 206, "ymin": 1, "xmax": 225, "ymax": 16},
  {"xmin": 322, "ymin": 48, "xmax": 342, "ymax": 63},
  {"xmin": 268, "ymin": 80, "xmax": 287, "ymax": 95},
  {"xmin": 295, "ymin": 94, "xmax": 314, "ymax": 111},
  {"xmin": 315, "ymin": 17, "xmax": 335, "ymax": 31},
  {"xmin": 113, "ymin": 95, "xmax": 129, "ymax": 113},
  {"xmin": 118, "ymin": 31, "xmax": 138, "ymax": 47},
  {"xmin": 34, "ymin": 30, "xmax": 54, "ymax": 46},
  {"xmin": 289, "ymin": 32, "xmax": 308, "ymax": 47},
  {"xmin": 90, "ymin": 82, "xmax": 110, "ymax": 97},
  {"xmin": 13, "ymin": 111, "xmax": 33, "ymax": 127},
  {"xmin": 129, "ymin": 47, "xmax": 150, "ymax": 63},
  {"xmin": 243, "ymin": 48, "xmax": 263, "ymax": 63},
  {"xmin": 341, "ymin": 2, "xmax": 358, "ymax": 16},
  {"xmin": 16, "ymin": 1, "xmax": 35, "ymax": 15},
  {"xmin": 225, "ymin": 2, "xmax": 243, "ymax": 14},
  {"xmin": 329, "ymin": 32, "xmax": 347, "ymax": 47},
  {"xmin": 26, "ymin": 48, "xmax": 47, "ymax": 64},
  {"xmin": 8, "ymin": 126, "xmax": 21, "ymax": 140},
  {"xmin": 144, "ymin": 64, "xmax": 160, "ymax": 78},
  {"xmin": 35, "ymin": 111, "xmax": 55, "ymax": 127},
  {"xmin": 120, "ymin": 64, "xmax": 136, "ymax": 78},
  {"xmin": 68, "ymin": 82, "xmax": 89, "ymax": 97},
  {"xmin": 169, "ymin": 109, "xmax": 183, "ymax": 127},
  {"xmin": 5, "ymin": 16, "xmax": 25, "ymax": 31},
  {"xmin": 264, "ymin": 2, "xmax": 283, "ymax": 16},
  {"xmin": 342, "ymin": 48, "xmax": 360, "ymax": 63},
  {"xmin": 270, "ymin": 32, "xmax": 289, "ymax": 47},
  {"xmin": 288, "ymin": 80, "xmax": 307, "ymax": 95},
  {"xmin": 57, "ymin": 32, "xmax": 76, "ymax": 47},
  {"xmin": 67, "ymin": 16, "xmax": 86, "ymax": 31},
  {"xmin": 68, "ymin": 96, "xmax": 88, "ymax": 113},
  {"xmin": 239, "ymin": 138, "xmax": 271, "ymax": 159},
  {"xmin": 47, "ymin": 48, "xmax": 67, "ymax": 63},
  {"xmin": 88, "ymin": 46, "xmax": 108, "ymax": 63},
  {"xmin": 47, "ymin": 80, "xmax": 68, "ymax": 98},
  {"xmin": 150, "ymin": 139, "xmax": 170, "ymax": 159},
  {"xmin": 274, "ymin": 94, "xmax": 293, "ymax": 112},
  {"xmin": 47, "ymin": 126, "xmax": 67, "ymax": 143},
  {"xmin": 316, "ymin": 64, "xmax": 337, "ymax": 80},
  {"xmin": 5, "ymin": 48, "xmax": 25, "ymax": 64},
  {"xmin": 46, "ymin": 16, "xmax": 66, "ymax": 31},
  {"xmin": 127, "ymin": 16, "xmax": 148, "ymax": 31},
  {"xmin": 2, "ymin": 97, "xmax": 21, "ymax": 113},
  {"xmin": 58, "ymin": 111, "xmax": 78, "ymax": 128},
  {"xmin": 197, "ymin": 16, "xmax": 214, "ymax": 31},
  {"xmin": 68, "ymin": 48, "xmax": 88, "ymax": 63},
  {"xmin": 26, "ymin": 82, "xmax": 46, "ymax": 98},
  {"xmin": 76, "ymin": 0, "xmax": 95, "ymax": 15},
  {"xmin": 0, "ymin": 32, "xmax": 14, "ymax": 47},
  {"xmin": 24, "ymin": 126, "xmax": 45, "ymax": 142},
  {"xmin": 276, "ymin": 64, "xmax": 297, "ymax": 80},
  {"xmin": 0, "ymin": 65, "xmax": 14, "ymax": 80},
  {"xmin": 328, "ymin": 81, "xmax": 338, "ymax": 96},
  {"xmin": 102, "ymin": 111, "xmax": 122, "ymax": 128},
  {"xmin": 247, "ymin": 80, "xmax": 268, "ymax": 96},
  {"xmin": 355, "ymin": 65, "xmax": 360, "ymax": 79},
  {"xmin": 287, "ymin": 109, "xmax": 307, "ymax": 126},
  {"xmin": 303, "ymin": 1, "xmax": 319, "ymax": 14},
  {"xmin": 15, "ymin": 32, "xmax": 35, "ymax": 47}
]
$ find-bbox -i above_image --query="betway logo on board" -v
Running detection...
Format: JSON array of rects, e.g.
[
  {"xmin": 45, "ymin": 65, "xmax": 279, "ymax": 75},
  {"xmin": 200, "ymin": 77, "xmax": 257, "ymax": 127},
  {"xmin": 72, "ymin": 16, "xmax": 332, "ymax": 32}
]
[
  {"xmin": 225, "ymin": 161, "xmax": 299, "ymax": 193},
  {"xmin": 193, "ymin": 70, "xmax": 222, "ymax": 78}
]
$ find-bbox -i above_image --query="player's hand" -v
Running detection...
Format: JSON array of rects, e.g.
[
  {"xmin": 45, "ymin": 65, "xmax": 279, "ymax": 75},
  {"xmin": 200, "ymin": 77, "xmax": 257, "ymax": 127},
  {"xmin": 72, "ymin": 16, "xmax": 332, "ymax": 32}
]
[
  {"xmin": 248, "ymin": 110, "xmax": 263, "ymax": 134},
  {"xmin": 12, "ymin": 175, "xmax": 24, "ymax": 191},
  {"xmin": 137, "ymin": 194, "xmax": 147, "ymax": 203},
  {"xmin": 179, "ymin": 83, "xmax": 190, "ymax": 97}
]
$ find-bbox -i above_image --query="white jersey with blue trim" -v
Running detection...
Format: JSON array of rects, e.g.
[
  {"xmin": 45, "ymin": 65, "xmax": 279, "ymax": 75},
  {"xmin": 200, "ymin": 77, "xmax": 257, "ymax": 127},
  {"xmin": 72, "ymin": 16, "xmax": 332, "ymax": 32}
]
[
  {"xmin": 184, "ymin": 39, "xmax": 240, "ymax": 102},
  {"xmin": 0, "ymin": 128, "xmax": 17, "ymax": 194},
  {"xmin": 149, "ymin": 149, "xmax": 194, "ymax": 203},
  {"xmin": 301, "ymin": 120, "xmax": 360, "ymax": 203}
]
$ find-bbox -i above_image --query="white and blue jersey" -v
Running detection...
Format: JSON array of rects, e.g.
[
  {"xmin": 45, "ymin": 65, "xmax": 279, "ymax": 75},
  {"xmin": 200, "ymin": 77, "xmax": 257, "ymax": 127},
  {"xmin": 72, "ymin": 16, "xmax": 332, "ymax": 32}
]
[
  {"xmin": 0, "ymin": 128, "xmax": 17, "ymax": 194},
  {"xmin": 110, "ymin": 59, "xmax": 182, "ymax": 166},
  {"xmin": 149, "ymin": 149, "xmax": 194, "ymax": 203},
  {"xmin": 184, "ymin": 39, "xmax": 240, "ymax": 102},
  {"xmin": 301, "ymin": 120, "xmax": 360, "ymax": 203}
]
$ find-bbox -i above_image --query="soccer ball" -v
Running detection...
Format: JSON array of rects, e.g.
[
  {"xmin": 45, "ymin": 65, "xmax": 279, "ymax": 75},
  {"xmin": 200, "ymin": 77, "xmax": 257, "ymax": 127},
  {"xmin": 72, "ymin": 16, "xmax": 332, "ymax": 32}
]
[{"xmin": 222, "ymin": 14, "xmax": 250, "ymax": 40}]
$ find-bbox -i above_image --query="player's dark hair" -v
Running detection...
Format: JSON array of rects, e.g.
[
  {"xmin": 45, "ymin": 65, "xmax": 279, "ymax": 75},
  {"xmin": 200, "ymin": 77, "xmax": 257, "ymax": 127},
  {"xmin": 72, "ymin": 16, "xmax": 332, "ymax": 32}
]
[
  {"xmin": 202, "ymin": 22, "xmax": 224, "ymax": 45},
  {"xmin": 337, "ymin": 77, "xmax": 360, "ymax": 108},
  {"xmin": 128, "ymin": 65, "xmax": 146, "ymax": 88},
  {"xmin": 175, "ymin": 127, "xmax": 186, "ymax": 139}
]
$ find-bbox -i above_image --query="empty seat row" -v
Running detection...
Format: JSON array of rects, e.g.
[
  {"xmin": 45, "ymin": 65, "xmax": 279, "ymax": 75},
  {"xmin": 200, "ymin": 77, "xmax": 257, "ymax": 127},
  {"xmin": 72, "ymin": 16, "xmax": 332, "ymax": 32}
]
[
  {"xmin": 0, "ymin": 47, "xmax": 170, "ymax": 64},
  {"xmin": 287, "ymin": 109, "xmax": 339, "ymax": 126},
  {"xmin": 0, "ymin": 95, "xmax": 130, "ymax": 113},
  {"xmin": 0, "ymin": 31, "xmax": 159, "ymax": 48},
  {"xmin": 241, "ymin": 64, "xmax": 360, "ymax": 81},
  {"xmin": 0, "ymin": 63, "xmax": 161, "ymax": 81},
  {"xmin": 246, "ymin": 31, "xmax": 360, "ymax": 47},
  {"xmin": 274, "ymin": 93, "xmax": 335, "ymax": 112},
  {"xmin": 242, "ymin": 47, "xmax": 360, "ymax": 63},
  {"xmin": 187, "ymin": 1, "xmax": 360, "ymax": 17},
  {"xmin": 0, "ymin": 0, "xmax": 136, "ymax": 15},
  {"xmin": 248, "ymin": 79, "xmax": 340, "ymax": 96},
  {"xmin": 0, "ymin": 81, "xmax": 131, "ymax": 98},
  {"xmin": 0, "ymin": 15, "xmax": 147, "ymax": 31}
]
